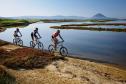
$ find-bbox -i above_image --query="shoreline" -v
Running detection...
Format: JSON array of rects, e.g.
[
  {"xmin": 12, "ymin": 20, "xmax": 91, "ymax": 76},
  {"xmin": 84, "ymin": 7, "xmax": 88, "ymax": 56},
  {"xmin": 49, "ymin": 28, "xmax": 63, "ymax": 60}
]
[
  {"xmin": 0, "ymin": 40, "xmax": 126, "ymax": 84},
  {"xmin": 0, "ymin": 19, "xmax": 41, "ymax": 32},
  {"xmin": 50, "ymin": 23, "xmax": 126, "ymax": 32},
  {"xmin": 68, "ymin": 55, "xmax": 126, "ymax": 70},
  {"xmin": 0, "ymin": 21, "xmax": 126, "ymax": 68},
  {"xmin": 0, "ymin": 39, "xmax": 126, "ymax": 70},
  {"xmin": 51, "ymin": 26, "xmax": 126, "ymax": 32},
  {"xmin": 0, "ymin": 23, "xmax": 30, "ymax": 32}
]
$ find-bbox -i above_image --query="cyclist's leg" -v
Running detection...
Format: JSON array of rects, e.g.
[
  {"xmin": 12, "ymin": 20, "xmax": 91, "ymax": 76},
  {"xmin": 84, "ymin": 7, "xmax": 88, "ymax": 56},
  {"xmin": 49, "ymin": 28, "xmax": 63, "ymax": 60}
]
[
  {"xmin": 16, "ymin": 36, "xmax": 19, "ymax": 42},
  {"xmin": 35, "ymin": 37, "xmax": 38, "ymax": 45},
  {"xmin": 15, "ymin": 36, "xmax": 19, "ymax": 44},
  {"xmin": 53, "ymin": 38, "xmax": 58, "ymax": 50},
  {"xmin": 32, "ymin": 36, "xmax": 36, "ymax": 47},
  {"xmin": 31, "ymin": 36, "xmax": 34, "ymax": 41}
]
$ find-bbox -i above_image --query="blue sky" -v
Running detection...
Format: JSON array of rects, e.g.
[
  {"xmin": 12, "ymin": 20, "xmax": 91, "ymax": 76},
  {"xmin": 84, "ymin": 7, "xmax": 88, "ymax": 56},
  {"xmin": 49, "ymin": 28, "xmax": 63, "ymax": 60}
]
[{"xmin": 0, "ymin": 0, "xmax": 126, "ymax": 18}]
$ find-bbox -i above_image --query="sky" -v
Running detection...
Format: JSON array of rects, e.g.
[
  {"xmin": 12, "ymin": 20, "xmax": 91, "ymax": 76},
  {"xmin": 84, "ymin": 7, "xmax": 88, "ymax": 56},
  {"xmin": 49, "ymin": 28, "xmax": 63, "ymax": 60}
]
[{"xmin": 0, "ymin": 0, "xmax": 126, "ymax": 18}]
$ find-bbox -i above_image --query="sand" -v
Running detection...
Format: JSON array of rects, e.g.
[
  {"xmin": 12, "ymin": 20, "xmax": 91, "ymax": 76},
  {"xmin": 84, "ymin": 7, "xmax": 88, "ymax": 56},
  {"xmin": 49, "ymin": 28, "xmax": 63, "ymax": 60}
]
[{"xmin": 0, "ymin": 43, "xmax": 126, "ymax": 84}]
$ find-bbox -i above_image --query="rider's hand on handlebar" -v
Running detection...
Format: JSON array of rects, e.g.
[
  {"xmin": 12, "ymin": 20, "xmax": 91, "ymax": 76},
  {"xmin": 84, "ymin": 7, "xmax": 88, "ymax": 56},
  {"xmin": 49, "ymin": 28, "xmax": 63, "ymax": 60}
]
[
  {"xmin": 38, "ymin": 37, "xmax": 42, "ymax": 39},
  {"xmin": 37, "ymin": 36, "xmax": 41, "ymax": 39},
  {"xmin": 18, "ymin": 35, "xmax": 22, "ymax": 37},
  {"xmin": 62, "ymin": 40, "xmax": 64, "ymax": 42}
]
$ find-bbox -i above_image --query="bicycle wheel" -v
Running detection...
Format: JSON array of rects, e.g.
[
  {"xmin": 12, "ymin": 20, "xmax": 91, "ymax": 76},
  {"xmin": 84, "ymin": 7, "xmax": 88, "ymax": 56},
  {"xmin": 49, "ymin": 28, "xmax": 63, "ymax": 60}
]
[
  {"xmin": 13, "ymin": 39, "xmax": 17, "ymax": 45},
  {"xmin": 18, "ymin": 40, "xmax": 23, "ymax": 46},
  {"xmin": 38, "ymin": 42, "xmax": 44, "ymax": 51},
  {"xmin": 60, "ymin": 46, "xmax": 68, "ymax": 56},
  {"xmin": 48, "ymin": 44, "xmax": 55, "ymax": 53},
  {"xmin": 30, "ymin": 41, "xmax": 35, "ymax": 48}
]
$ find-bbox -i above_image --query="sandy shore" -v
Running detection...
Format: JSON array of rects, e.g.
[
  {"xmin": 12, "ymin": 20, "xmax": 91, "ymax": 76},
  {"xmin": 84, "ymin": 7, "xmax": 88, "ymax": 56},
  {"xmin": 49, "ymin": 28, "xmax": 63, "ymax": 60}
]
[
  {"xmin": 0, "ymin": 41, "xmax": 126, "ymax": 84},
  {"xmin": 6, "ymin": 57, "xmax": 126, "ymax": 84}
]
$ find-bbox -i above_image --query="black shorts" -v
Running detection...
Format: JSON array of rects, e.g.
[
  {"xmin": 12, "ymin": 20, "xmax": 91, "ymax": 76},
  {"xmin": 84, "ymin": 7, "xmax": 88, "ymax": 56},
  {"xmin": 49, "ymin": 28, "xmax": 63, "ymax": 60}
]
[
  {"xmin": 52, "ymin": 36, "xmax": 54, "ymax": 38},
  {"xmin": 34, "ymin": 35, "xmax": 38, "ymax": 39}
]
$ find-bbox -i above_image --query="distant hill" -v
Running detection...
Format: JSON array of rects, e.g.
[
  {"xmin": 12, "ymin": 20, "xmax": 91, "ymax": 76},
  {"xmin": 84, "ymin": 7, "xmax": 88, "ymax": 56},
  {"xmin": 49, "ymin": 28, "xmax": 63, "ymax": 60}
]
[
  {"xmin": 0, "ymin": 16, "xmax": 5, "ymax": 19},
  {"xmin": 92, "ymin": 13, "xmax": 106, "ymax": 19},
  {"xmin": 8, "ymin": 16, "xmax": 86, "ymax": 20},
  {"xmin": 1, "ymin": 13, "xmax": 119, "ymax": 20},
  {"xmin": 90, "ymin": 13, "xmax": 117, "ymax": 20}
]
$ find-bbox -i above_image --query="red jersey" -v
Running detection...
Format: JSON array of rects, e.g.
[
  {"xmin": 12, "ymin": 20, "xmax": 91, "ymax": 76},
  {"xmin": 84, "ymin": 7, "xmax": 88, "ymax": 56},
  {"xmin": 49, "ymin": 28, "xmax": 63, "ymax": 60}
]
[{"xmin": 52, "ymin": 32, "xmax": 59, "ymax": 38}]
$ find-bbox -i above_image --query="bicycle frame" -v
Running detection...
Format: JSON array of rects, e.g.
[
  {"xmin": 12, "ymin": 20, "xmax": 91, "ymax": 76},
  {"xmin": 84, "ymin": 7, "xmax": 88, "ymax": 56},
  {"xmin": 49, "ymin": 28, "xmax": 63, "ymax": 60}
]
[
  {"xmin": 14, "ymin": 36, "xmax": 21, "ymax": 42},
  {"xmin": 32, "ymin": 38, "xmax": 41, "ymax": 46},
  {"xmin": 13, "ymin": 36, "xmax": 23, "ymax": 46},
  {"xmin": 57, "ymin": 41, "xmax": 64, "ymax": 47}
]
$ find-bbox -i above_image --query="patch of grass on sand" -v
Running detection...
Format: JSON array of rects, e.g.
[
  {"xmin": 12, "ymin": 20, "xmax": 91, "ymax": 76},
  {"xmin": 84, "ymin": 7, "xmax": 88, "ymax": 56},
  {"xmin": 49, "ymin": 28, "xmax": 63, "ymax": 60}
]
[
  {"xmin": 0, "ymin": 65, "xmax": 16, "ymax": 84},
  {"xmin": 0, "ymin": 40, "xmax": 9, "ymax": 46},
  {"xmin": 0, "ymin": 48, "xmax": 55, "ymax": 69}
]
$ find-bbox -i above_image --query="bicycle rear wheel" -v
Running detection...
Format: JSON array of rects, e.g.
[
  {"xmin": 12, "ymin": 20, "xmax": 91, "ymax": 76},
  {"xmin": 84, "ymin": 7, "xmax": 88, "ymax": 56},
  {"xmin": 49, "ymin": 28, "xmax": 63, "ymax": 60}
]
[
  {"xmin": 13, "ymin": 39, "xmax": 17, "ymax": 45},
  {"xmin": 18, "ymin": 40, "xmax": 23, "ymax": 46},
  {"xmin": 48, "ymin": 44, "xmax": 55, "ymax": 53},
  {"xmin": 30, "ymin": 41, "xmax": 35, "ymax": 48},
  {"xmin": 60, "ymin": 46, "xmax": 68, "ymax": 56},
  {"xmin": 38, "ymin": 42, "xmax": 44, "ymax": 51}
]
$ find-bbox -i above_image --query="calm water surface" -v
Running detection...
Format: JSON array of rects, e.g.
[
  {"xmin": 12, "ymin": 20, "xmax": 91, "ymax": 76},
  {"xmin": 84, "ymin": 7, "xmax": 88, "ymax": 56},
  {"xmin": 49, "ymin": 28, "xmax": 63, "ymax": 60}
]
[{"xmin": 0, "ymin": 21, "xmax": 126, "ymax": 66}]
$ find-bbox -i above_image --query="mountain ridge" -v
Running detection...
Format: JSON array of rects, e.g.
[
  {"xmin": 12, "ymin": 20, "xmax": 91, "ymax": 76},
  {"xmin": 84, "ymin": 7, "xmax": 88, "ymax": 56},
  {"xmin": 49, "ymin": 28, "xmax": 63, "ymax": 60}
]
[{"xmin": 1, "ymin": 13, "xmax": 118, "ymax": 20}]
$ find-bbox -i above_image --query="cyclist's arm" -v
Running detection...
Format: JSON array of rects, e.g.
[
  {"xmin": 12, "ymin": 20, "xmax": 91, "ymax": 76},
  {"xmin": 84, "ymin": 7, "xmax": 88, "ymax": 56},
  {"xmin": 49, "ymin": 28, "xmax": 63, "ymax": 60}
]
[
  {"xmin": 59, "ymin": 34, "xmax": 64, "ymax": 42},
  {"xmin": 13, "ymin": 33, "xmax": 16, "ymax": 37},
  {"xmin": 19, "ymin": 31, "xmax": 22, "ymax": 37},
  {"xmin": 37, "ymin": 32, "xmax": 41, "ymax": 38}
]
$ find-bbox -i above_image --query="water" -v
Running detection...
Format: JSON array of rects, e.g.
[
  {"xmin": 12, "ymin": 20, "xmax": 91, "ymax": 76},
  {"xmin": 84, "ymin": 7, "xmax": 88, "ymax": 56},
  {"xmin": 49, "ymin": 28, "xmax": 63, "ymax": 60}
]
[
  {"xmin": 0, "ymin": 21, "xmax": 126, "ymax": 66},
  {"xmin": 85, "ymin": 25, "xmax": 126, "ymax": 29}
]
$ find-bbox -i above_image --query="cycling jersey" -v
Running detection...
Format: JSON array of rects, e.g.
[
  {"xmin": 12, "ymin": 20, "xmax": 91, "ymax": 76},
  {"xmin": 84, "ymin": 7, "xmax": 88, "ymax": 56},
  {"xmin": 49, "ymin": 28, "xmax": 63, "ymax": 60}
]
[
  {"xmin": 14, "ymin": 31, "xmax": 19, "ymax": 37},
  {"xmin": 34, "ymin": 30, "xmax": 38, "ymax": 39},
  {"xmin": 31, "ymin": 32, "xmax": 34, "ymax": 40},
  {"xmin": 52, "ymin": 32, "xmax": 59, "ymax": 38}
]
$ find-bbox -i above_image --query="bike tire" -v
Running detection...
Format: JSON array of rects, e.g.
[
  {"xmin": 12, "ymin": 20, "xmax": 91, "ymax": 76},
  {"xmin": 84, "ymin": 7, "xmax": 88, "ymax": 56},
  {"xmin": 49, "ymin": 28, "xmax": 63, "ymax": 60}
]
[
  {"xmin": 60, "ymin": 46, "xmax": 68, "ymax": 56},
  {"xmin": 30, "ymin": 41, "xmax": 35, "ymax": 48},
  {"xmin": 38, "ymin": 42, "xmax": 44, "ymax": 51},
  {"xmin": 13, "ymin": 39, "xmax": 17, "ymax": 45},
  {"xmin": 48, "ymin": 44, "xmax": 55, "ymax": 53},
  {"xmin": 18, "ymin": 40, "xmax": 23, "ymax": 46}
]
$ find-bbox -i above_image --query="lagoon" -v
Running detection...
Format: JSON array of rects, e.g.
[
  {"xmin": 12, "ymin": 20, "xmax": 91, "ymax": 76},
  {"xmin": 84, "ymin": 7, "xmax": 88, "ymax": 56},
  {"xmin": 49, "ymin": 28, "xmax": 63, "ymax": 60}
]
[{"xmin": 0, "ymin": 21, "xmax": 126, "ymax": 66}]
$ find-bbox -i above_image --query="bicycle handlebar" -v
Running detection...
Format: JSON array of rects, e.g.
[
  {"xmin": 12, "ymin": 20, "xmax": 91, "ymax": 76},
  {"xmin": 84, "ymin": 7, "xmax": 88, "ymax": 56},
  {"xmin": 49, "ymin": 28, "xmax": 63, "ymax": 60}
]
[
  {"xmin": 15, "ymin": 35, "xmax": 22, "ymax": 38},
  {"xmin": 58, "ymin": 40, "xmax": 64, "ymax": 44},
  {"xmin": 37, "ymin": 37, "xmax": 42, "ymax": 40}
]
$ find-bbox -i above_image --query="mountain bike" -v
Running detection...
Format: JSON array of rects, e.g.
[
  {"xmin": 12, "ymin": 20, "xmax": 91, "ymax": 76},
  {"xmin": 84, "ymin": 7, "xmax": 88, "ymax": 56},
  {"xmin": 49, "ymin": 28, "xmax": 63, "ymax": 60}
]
[
  {"xmin": 48, "ymin": 40, "xmax": 68, "ymax": 56},
  {"xmin": 30, "ymin": 38, "xmax": 44, "ymax": 51},
  {"xmin": 13, "ymin": 36, "xmax": 23, "ymax": 46}
]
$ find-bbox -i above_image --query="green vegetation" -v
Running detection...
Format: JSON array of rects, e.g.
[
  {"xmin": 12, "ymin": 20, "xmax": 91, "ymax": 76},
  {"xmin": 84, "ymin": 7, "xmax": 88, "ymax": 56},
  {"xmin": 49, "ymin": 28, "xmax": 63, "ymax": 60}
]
[
  {"xmin": 0, "ymin": 40, "xmax": 9, "ymax": 46},
  {"xmin": 0, "ymin": 18, "xmax": 30, "ymax": 27},
  {"xmin": 84, "ymin": 19, "xmax": 115, "ymax": 22},
  {"xmin": 0, "ymin": 18, "xmax": 42, "ymax": 32},
  {"xmin": 0, "ymin": 65, "xmax": 16, "ymax": 84}
]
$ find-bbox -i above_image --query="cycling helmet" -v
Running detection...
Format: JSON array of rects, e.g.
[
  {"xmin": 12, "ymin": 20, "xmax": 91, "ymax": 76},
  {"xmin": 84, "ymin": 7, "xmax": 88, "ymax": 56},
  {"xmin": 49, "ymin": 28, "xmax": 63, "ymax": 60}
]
[{"xmin": 57, "ymin": 30, "xmax": 60, "ymax": 33}]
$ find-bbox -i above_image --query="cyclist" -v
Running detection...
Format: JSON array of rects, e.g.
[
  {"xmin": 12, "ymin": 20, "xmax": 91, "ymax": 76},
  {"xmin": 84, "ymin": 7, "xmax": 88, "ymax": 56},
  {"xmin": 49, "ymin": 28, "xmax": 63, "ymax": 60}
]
[
  {"xmin": 51, "ymin": 30, "xmax": 64, "ymax": 50},
  {"xmin": 34, "ymin": 28, "xmax": 41, "ymax": 40},
  {"xmin": 31, "ymin": 28, "xmax": 41, "ymax": 43},
  {"xmin": 13, "ymin": 28, "xmax": 22, "ymax": 38}
]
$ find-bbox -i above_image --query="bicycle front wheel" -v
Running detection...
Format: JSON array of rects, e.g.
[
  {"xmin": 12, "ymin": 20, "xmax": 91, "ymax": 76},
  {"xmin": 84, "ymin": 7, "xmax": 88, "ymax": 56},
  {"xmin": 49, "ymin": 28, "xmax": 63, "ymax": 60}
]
[
  {"xmin": 60, "ymin": 46, "xmax": 68, "ymax": 56},
  {"xmin": 38, "ymin": 42, "xmax": 44, "ymax": 51},
  {"xmin": 48, "ymin": 44, "xmax": 55, "ymax": 53}
]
